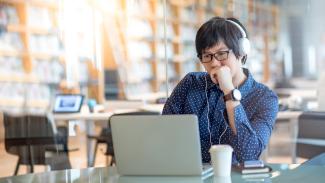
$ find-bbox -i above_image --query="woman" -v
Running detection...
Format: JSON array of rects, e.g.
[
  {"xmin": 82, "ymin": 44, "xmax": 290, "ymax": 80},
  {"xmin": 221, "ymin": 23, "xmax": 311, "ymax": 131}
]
[{"xmin": 162, "ymin": 17, "xmax": 278, "ymax": 164}]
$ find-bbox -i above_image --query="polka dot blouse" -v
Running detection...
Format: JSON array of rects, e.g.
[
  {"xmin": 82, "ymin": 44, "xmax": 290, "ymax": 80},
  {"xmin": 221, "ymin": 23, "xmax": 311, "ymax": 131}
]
[{"xmin": 162, "ymin": 68, "xmax": 279, "ymax": 164}]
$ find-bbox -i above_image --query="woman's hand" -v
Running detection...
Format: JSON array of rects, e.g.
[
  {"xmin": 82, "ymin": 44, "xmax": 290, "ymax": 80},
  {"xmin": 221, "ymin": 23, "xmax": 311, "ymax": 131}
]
[{"xmin": 210, "ymin": 66, "xmax": 235, "ymax": 94}]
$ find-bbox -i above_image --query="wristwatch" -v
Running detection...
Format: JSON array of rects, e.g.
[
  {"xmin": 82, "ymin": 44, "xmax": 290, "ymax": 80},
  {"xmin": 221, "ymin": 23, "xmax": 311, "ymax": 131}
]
[{"xmin": 223, "ymin": 89, "xmax": 242, "ymax": 102}]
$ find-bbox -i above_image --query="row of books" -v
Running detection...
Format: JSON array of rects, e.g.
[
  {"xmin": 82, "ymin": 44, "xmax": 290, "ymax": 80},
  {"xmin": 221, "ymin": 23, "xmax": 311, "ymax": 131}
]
[
  {"xmin": 27, "ymin": 6, "xmax": 54, "ymax": 29},
  {"xmin": 0, "ymin": 82, "xmax": 52, "ymax": 115},
  {"xmin": 126, "ymin": 0, "xmax": 152, "ymax": 17},
  {"xmin": 0, "ymin": 33, "xmax": 62, "ymax": 54},
  {"xmin": 0, "ymin": 83, "xmax": 51, "ymax": 114},
  {"xmin": 0, "ymin": 32, "xmax": 24, "ymax": 51},
  {"xmin": 125, "ymin": 82, "xmax": 153, "ymax": 98},
  {"xmin": 0, "ymin": 105, "xmax": 48, "ymax": 115},
  {"xmin": 0, "ymin": 57, "xmax": 24, "ymax": 74},
  {"xmin": 157, "ymin": 42, "xmax": 174, "ymax": 60},
  {"xmin": 0, "ymin": 5, "xmax": 19, "ymax": 25},
  {"xmin": 158, "ymin": 80, "xmax": 178, "ymax": 94},
  {"xmin": 29, "ymin": 35, "xmax": 62, "ymax": 54},
  {"xmin": 32, "ymin": 59, "xmax": 65, "ymax": 84},
  {"xmin": 126, "ymin": 18, "xmax": 196, "ymax": 42},
  {"xmin": 125, "ymin": 0, "xmax": 199, "ymax": 23},
  {"xmin": 1, "ymin": 4, "xmax": 55, "ymax": 29},
  {"xmin": 0, "ymin": 83, "xmax": 51, "ymax": 102},
  {"xmin": 157, "ymin": 22, "xmax": 174, "ymax": 40},
  {"xmin": 180, "ymin": 6, "xmax": 199, "ymax": 23},
  {"xmin": 156, "ymin": 62, "xmax": 177, "ymax": 81},
  {"xmin": 127, "ymin": 41, "xmax": 152, "ymax": 60},
  {"xmin": 127, "ymin": 18, "xmax": 153, "ymax": 39},
  {"xmin": 124, "ymin": 61, "xmax": 153, "ymax": 83},
  {"xmin": 127, "ymin": 41, "xmax": 197, "ymax": 62}
]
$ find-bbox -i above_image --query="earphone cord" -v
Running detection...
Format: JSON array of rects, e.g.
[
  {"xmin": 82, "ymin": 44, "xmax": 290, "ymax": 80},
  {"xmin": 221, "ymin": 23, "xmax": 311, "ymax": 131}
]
[
  {"xmin": 205, "ymin": 75, "xmax": 229, "ymax": 146},
  {"xmin": 219, "ymin": 125, "xmax": 227, "ymax": 144},
  {"xmin": 205, "ymin": 76, "xmax": 213, "ymax": 148},
  {"xmin": 218, "ymin": 85, "xmax": 238, "ymax": 144}
]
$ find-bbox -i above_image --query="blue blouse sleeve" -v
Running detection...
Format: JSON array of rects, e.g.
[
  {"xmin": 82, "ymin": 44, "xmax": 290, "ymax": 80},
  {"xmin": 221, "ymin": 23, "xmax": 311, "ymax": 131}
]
[
  {"xmin": 162, "ymin": 73, "xmax": 193, "ymax": 114},
  {"xmin": 228, "ymin": 90, "xmax": 278, "ymax": 162}
]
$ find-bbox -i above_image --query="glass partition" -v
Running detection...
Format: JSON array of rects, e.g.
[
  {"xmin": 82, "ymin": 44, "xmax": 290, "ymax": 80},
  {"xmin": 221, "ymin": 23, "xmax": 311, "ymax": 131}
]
[{"xmin": 2, "ymin": 0, "xmax": 325, "ymax": 178}]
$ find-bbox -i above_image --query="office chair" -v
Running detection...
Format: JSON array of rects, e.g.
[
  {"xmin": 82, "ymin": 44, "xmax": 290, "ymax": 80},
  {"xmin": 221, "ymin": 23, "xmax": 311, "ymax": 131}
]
[
  {"xmin": 296, "ymin": 111, "xmax": 325, "ymax": 161},
  {"xmin": 88, "ymin": 111, "xmax": 160, "ymax": 166},
  {"xmin": 2, "ymin": 113, "xmax": 71, "ymax": 175}
]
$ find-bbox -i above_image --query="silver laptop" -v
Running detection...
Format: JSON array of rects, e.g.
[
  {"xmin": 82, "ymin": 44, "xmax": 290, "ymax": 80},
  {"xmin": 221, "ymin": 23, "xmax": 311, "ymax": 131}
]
[{"xmin": 110, "ymin": 114, "xmax": 213, "ymax": 176}]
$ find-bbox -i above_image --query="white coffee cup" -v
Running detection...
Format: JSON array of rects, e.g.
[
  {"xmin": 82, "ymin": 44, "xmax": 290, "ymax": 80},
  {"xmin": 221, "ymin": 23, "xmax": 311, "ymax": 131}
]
[{"xmin": 209, "ymin": 144, "xmax": 233, "ymax": 177}]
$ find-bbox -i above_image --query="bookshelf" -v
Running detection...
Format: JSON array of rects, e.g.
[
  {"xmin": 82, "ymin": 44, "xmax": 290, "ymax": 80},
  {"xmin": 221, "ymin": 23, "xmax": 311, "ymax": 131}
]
[
  {"xmin": 101, "ymin": 0, "xmax": 279, "ymax": 100},
  {"xmin": 0, "ymin": 0, "xmax": 64, "ymax": 113},
  {"xmin": 0, "ymin": 0, "xmax": 105, "ymax": 112}
]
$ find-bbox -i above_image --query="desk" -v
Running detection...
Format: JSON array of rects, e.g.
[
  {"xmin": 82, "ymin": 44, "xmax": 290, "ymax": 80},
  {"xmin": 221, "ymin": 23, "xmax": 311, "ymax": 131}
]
[
  {"xmin": 53, "ymin": 105, "xmax": 164, "ymax": 167},
  {"xmin": 1, "ymin": 164, "xmax": 324, "ymax": 183},
  {"xmin": 54, "ymin": 105, "xmax": 303, "ymax": 166},
  {"xmin": 54, "ymin": 109, "xmax": 139, "ymax": 167}
]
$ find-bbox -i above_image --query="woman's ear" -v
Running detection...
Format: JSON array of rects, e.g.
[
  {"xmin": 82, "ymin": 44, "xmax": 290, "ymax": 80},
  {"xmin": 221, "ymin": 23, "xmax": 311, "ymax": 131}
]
[{"xmin": 237, "ymin": 55, "xmax": 243, "ymax": 63}]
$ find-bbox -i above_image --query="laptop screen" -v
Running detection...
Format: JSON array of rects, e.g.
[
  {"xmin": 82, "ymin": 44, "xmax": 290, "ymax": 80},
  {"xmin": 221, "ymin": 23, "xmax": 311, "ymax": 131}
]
[{"xmin": 53, "ymin": 94, "xmax": 84, "ymax": 113}]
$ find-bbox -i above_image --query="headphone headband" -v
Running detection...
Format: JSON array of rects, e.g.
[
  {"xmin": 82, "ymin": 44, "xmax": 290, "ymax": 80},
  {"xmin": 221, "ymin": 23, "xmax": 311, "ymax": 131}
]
[
  {"xmin": 226, "ymin": 19, "xmax": 247, "ymax": 38},
  {"xmin": 225, "ymin": 19, "xmax": 250, "ymax": 56}
]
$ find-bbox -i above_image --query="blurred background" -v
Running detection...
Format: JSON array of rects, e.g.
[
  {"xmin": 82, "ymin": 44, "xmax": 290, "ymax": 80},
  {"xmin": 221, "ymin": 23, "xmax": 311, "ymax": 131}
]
[{"xmin": 1, "ymin": 0, "xmax": 325, "ymax": 178}]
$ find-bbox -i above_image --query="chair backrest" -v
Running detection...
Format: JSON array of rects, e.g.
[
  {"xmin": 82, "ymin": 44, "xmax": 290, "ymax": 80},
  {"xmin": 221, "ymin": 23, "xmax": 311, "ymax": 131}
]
[
  {"xmin": 296, "ymin": 112, "xmax": 325, "ymax": 159},
  {"xmin": 3, "ymin": 113, "xmax": 57, "ymax": 165},
  {"xmin": 108, "ymin": 110, "xmax": 161, "ymax": 127}
]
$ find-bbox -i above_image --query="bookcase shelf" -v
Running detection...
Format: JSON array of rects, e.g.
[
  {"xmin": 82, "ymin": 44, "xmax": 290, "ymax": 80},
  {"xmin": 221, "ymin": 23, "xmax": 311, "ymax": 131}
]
[
  {"xmin": 0, "ymin": 74, "xmax": 39, "ymax": 83},
  {"xmin": 6, "ymin": 24, "xmax": 26, "ymax": 32},
  {"xmin": 0, "ymin": 50, "xmax": 27, "ymax": 57},
  {"xmin": 0, "ymin": 0, "xmax": 64, "ymax": 112},
  {"xmin": 101, "ymin": 0, "xmax": 280, "ymax": 100}
]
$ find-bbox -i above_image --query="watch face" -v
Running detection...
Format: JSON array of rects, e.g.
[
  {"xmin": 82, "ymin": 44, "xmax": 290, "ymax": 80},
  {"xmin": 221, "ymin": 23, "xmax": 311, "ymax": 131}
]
[{"xmin": 233, "ymin": 89, "xmax": 242, "ymax": 101}]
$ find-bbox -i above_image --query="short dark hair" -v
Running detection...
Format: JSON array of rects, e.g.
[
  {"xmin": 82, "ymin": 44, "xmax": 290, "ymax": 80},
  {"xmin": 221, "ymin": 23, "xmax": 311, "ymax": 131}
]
[{"xmin": 195, "ymin": 17, "xmax": 248, "ymax": 64}]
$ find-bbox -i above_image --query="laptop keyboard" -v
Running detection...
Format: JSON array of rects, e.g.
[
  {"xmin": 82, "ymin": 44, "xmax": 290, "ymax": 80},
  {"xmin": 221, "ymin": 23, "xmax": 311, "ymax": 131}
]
[
  {"xmin": 202, "ymin": 163, "xmax": 212, "ymax": 171},
  {"xmin": 202, "ymin": 163, "xmax": 213, "ymax": 175},
  {"xmin": 202, "ymin": 164, "xmax": 214, "ymax": 179}
]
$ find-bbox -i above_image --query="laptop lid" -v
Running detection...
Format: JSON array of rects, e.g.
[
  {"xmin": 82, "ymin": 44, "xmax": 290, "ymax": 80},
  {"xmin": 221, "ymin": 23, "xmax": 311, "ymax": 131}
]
[
  {"xmin": 111, "ymin": 114, "xmax": 208, "ymax": 176},
  {"xmin": 117, "ymin": 176, "xmax": 205, "ymax": 183},
  {"xmin": 53, "ymin": 94, "xmax": 84, "ymax": 113}
]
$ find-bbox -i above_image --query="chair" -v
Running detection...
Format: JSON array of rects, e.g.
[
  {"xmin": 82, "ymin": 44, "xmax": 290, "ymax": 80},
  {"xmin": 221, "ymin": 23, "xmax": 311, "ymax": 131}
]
[
  {"xmin": 88, "ymin": 111, "xmax": 160, "ymax": 166},
  {"xmin": 2, "ymin": 113, "xmax": 71, "ymax": 175},
  {"xmin": 296, "ymin": 111, "xmax": 325, "ymax": 161}
]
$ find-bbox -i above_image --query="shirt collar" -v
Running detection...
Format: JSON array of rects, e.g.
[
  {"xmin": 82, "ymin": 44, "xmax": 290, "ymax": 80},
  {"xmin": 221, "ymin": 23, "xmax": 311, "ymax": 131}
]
[
  {"xmin": 205, "ymin": 73, "xmax": 216, "ymax": 89},
  {"xmin": 205, "ymin": 68, "xmax": 254, "ymax": 99},
  {"xmin": 237, "ymin": 68, "xmax": 254, "ymax": 99}
]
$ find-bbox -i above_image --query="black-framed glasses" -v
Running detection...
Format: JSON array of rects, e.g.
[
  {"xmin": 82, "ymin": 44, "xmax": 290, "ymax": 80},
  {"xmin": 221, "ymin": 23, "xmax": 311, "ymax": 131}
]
[{"xmin": 198, "ymin": 50, "xmax": 232, "ymax": 63}]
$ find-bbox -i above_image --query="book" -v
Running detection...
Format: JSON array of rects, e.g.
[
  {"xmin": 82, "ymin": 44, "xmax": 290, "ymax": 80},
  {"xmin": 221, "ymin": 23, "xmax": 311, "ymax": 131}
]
[
  {"xmin": 241, "ymin": 172, "xmax": 271, "ymax": 179},
  {"xmin": 233, "ymin": 164, "xmax": 272, "ymax": 174},
  {"xmin": 244, "ymin": 160, "xmax": 264, "ymax": 168}
]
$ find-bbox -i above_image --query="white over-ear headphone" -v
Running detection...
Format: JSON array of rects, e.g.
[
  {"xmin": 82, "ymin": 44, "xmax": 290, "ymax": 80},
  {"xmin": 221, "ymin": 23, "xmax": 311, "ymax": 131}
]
[{"xmin": 226, "ymin": 19, "xmax": 251, "ymax": 56}]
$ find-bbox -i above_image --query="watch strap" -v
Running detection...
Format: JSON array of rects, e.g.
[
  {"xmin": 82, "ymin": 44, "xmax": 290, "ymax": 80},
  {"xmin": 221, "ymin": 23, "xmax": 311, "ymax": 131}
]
[{"xmin": 223, "ymin": 91, "xmax": 233, "ymax": 102}]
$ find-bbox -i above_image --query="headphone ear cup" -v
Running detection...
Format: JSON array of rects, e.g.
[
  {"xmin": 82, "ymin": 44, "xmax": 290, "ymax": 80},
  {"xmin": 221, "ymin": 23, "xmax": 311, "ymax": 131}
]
[{"xmin": 239, "ymin": 38, "xmax": 251, "ymax": 56}]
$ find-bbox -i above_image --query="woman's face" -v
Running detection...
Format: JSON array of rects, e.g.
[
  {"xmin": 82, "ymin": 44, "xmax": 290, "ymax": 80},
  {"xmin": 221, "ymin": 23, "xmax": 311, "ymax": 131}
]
[{"xmin": 201, "ymin": 41, "xmax": 243, "ymax": 79}]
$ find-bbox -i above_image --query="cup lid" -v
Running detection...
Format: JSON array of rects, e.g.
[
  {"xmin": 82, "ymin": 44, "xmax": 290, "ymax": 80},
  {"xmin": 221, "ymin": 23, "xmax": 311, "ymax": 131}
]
[{"xmin": 209, "ymin": 144, "xmax": 233, "ymax": 152}]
